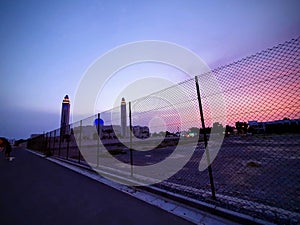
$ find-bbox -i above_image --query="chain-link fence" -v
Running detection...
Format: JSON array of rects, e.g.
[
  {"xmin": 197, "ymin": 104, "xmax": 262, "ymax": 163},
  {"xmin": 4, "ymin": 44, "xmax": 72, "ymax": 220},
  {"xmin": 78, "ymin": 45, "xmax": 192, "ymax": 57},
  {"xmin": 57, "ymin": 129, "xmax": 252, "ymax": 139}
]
[{"xmin": 27, "ymin": 37, "xmax": 300, "ymax": 224}]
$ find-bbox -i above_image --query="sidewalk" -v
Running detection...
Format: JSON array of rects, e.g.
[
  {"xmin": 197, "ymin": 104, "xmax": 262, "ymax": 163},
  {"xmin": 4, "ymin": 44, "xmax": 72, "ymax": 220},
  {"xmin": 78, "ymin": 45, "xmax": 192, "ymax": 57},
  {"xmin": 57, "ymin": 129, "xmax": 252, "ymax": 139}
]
[{"xmin": 0, "ymin": 148, "xmax": 237, "ymax": 225}]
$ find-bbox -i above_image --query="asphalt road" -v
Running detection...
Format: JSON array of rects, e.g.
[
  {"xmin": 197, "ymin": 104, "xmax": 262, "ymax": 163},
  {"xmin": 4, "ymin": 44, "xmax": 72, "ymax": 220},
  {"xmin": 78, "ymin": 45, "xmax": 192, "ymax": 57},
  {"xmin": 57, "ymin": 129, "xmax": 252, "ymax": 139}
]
[{"xmin": 0, "ymin": 148, "xmax": 195, "ymax": 225}]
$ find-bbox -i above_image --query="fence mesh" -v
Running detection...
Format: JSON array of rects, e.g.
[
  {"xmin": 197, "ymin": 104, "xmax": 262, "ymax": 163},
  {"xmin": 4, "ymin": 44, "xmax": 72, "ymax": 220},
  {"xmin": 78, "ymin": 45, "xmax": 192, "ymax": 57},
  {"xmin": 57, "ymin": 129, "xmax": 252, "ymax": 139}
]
[{"xmin": 26, "ymin": 37, "xmax": 300, "ymax": 224}]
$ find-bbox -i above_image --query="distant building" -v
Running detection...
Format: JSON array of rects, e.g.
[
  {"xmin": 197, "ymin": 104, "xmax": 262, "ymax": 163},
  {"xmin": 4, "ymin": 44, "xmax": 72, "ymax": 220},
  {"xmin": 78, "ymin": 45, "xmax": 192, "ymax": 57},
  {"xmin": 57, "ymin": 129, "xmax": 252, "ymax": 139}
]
[
  {"xmin": 100, "ymin": 125, "xmax": 122, "ymax": 139},
  {"xmin": 248, "ymin": 121, "xmax": 265, "ymax": 134},
  {"xmin": 60, "ymin": 95, "xmax": 70, "ymax": 136},
  {"xmin": 121, "ymin": 97, "xmax": 127, "ymax": 137},
  {"xmin": 248, "ymin": 118, "xmax": 300, "ymax": 134},
  {"xmin": 132, "ymin": 126, "xmax": 150, "ymax": 139},
  {"xmin": 72, "ymin": 123, "xmax": 150, "ymax": 142},
  {"xmin": 73, "ymin": 97, "xmax": 150, "ymax": 141}
]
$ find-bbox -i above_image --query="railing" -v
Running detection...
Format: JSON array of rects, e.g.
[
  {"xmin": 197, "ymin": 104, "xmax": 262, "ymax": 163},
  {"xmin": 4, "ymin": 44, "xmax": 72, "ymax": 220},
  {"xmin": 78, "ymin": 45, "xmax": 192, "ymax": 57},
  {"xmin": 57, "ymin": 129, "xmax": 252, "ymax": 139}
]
[{"xmin": 27, "ymin": 37, "xmax": 300, "ymax": 224}]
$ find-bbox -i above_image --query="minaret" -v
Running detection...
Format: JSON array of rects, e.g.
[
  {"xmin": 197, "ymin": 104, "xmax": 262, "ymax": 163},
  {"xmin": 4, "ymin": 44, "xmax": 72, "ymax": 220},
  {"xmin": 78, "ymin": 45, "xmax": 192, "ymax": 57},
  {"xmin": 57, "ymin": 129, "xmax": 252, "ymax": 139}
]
[
  {"xmin": 121, "ymin": 97, "xmax": 127, "ymax": 137},
  {"xmin": 60, "ymin": 95, "xmax": 70, "ymax": 136}
]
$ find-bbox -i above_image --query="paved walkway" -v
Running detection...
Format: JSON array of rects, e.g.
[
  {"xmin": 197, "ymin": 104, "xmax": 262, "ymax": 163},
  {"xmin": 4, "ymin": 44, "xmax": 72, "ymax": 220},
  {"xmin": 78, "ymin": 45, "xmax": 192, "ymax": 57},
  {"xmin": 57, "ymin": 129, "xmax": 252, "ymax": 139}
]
[{"xmin": 0, "ymin": 148, "xmax": 237, "ymax": 225}]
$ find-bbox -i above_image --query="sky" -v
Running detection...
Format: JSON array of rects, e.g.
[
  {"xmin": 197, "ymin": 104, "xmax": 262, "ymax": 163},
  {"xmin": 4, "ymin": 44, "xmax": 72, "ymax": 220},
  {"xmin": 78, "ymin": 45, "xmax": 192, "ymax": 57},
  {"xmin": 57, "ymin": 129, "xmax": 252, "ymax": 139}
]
[{"xmin": 0, "ymin": 0, "xmax": 299, "ymax": 139}]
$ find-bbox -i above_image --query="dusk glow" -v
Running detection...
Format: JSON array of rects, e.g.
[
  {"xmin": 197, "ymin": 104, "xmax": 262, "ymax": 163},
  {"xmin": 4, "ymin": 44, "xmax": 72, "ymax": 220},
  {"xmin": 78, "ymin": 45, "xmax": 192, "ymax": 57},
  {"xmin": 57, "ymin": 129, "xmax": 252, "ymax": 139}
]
[
  {"xmin": 0, "ymin": 0, "xmax": 299, "ymax": 139},
  {"xmin": 2, "ymin": 2, "xmax": 300, "ymax": 225}
]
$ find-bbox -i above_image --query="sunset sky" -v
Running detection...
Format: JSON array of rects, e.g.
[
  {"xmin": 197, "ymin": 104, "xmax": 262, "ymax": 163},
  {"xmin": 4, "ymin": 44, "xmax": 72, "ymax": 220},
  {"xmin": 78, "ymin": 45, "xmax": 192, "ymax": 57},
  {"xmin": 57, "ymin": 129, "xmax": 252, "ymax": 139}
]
[{"xmin": 0, "ymin": 0, "xmax": 299, "ymax": 139}]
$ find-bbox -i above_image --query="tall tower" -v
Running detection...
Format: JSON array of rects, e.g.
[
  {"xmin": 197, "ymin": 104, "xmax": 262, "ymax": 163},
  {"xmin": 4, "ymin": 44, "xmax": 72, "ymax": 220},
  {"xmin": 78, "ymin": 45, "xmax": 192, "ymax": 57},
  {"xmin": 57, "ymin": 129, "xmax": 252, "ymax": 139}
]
[
  {"xmin": 60, "ymin": 95, "xmax": 70, "ymax": 136},
  {"xmin": 121, "ymin": 97, "xmax": 127, "ymax": 137}
]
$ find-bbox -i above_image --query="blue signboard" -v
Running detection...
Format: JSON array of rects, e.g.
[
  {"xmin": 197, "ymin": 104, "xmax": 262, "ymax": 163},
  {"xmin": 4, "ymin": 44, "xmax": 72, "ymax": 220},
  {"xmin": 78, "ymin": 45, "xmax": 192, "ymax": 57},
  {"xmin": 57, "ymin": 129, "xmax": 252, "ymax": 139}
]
[{"xmin": 94, "ymin": 118, "xmax": 104, "ymax": 126}]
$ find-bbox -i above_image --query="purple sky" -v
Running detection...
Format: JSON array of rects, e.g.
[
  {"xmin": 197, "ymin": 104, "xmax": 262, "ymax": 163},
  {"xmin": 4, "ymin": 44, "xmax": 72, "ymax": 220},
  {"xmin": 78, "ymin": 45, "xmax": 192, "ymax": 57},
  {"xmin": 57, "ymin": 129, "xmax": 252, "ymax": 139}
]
[{"xmin": 0, "ymin": 0, "xmax": 299, "ymax": 139}]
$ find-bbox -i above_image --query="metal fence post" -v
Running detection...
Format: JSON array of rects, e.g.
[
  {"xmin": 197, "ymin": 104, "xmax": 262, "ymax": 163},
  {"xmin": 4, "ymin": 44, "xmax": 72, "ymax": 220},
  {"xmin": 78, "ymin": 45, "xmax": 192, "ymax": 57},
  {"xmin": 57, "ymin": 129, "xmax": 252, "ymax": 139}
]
[
  {"xmin": 44, "ymin": 133, "xmax": 47, "ymax": 155},
  {"xmin": 66, "ymin": 125, "xmax": 70, "ymax": 160},
  {"xmin": 97, "ymin": 113, "xmax": 100, "ymax": 168},
  {"xmin": 52, "ymin": 130, "xmax": 56, "ymax": 155},
  {"xmin": 46, "ymin": 132, "xmax": 50, "ymax": 156},
  {"xmin": 58, "ymin": 129, "xmax": 62, "ymax": 157},
  {"xmin": 42, "ymin": 131, "xmax": 45, "ymax": 154},
  {"xmin": 129, "ymin": 102, "xmax": 133, "ymax": 176},
  {"xmin": 79, "ymin": 120, "xmax": 82, "ymax": 164},
  {"xmin": 48, "ymin": 132, "xmax": 52, "ymax": 155},
  {"xmin": 195, "ymin": 76, "xmax": 216, "ymax": 200}
]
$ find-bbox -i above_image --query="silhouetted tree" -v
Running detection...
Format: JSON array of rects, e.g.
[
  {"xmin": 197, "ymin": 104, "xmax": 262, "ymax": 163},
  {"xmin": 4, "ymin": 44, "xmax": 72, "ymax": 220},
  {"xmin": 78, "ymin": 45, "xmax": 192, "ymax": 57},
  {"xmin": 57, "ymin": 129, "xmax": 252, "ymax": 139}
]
[
  {"xmin": 212, "ymin": 122, "xmax": 224, "ymax": 133},
  {"xmin": 199, "ymin": 127, "xmax": 211, "ymax": 134},
  {"xmin": 152, "ymin": 132, "xmax": 159, "ymax": 137},
  {"xmin": 166, "ymin": 131, "xmax": 174, "ymax": 137},
  {"xmin": 159, "ymin": 131, "xmax": 166, "ymax": 137},
  {"xmin": 189, "ymin": 127, "xmax": 200, "ymax": 134},
  {"xmin": 235, "ymin": 121, "xmax": 248, "ymax": 134},
  {"xmin": 14, "ymin": 139, "xmax": 26, "ymax": 146},
  {"xmin": 225, "ymin": 125, "xmax": 234, "ymax": 136}
]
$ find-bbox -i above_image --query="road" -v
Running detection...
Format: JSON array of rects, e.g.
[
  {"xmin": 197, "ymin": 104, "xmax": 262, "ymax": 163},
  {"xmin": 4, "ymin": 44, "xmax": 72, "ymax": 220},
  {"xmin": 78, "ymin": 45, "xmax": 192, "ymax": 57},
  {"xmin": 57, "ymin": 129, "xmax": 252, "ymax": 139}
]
[{"xmin": 0, "ymin": 147, "xmax": 195, "ymax": 225}]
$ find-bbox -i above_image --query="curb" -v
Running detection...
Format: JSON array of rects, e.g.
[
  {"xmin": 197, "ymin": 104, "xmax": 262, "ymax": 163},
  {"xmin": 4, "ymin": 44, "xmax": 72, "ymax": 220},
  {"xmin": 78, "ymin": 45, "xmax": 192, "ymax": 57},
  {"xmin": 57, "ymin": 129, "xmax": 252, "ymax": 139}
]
[
  {"xmin": 138, "ymin": 185, "xmax": 274, "ymax": 225},
  {"xmin": 27, "ymin": 149, "xmax": 274, "ymax": 225}
]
